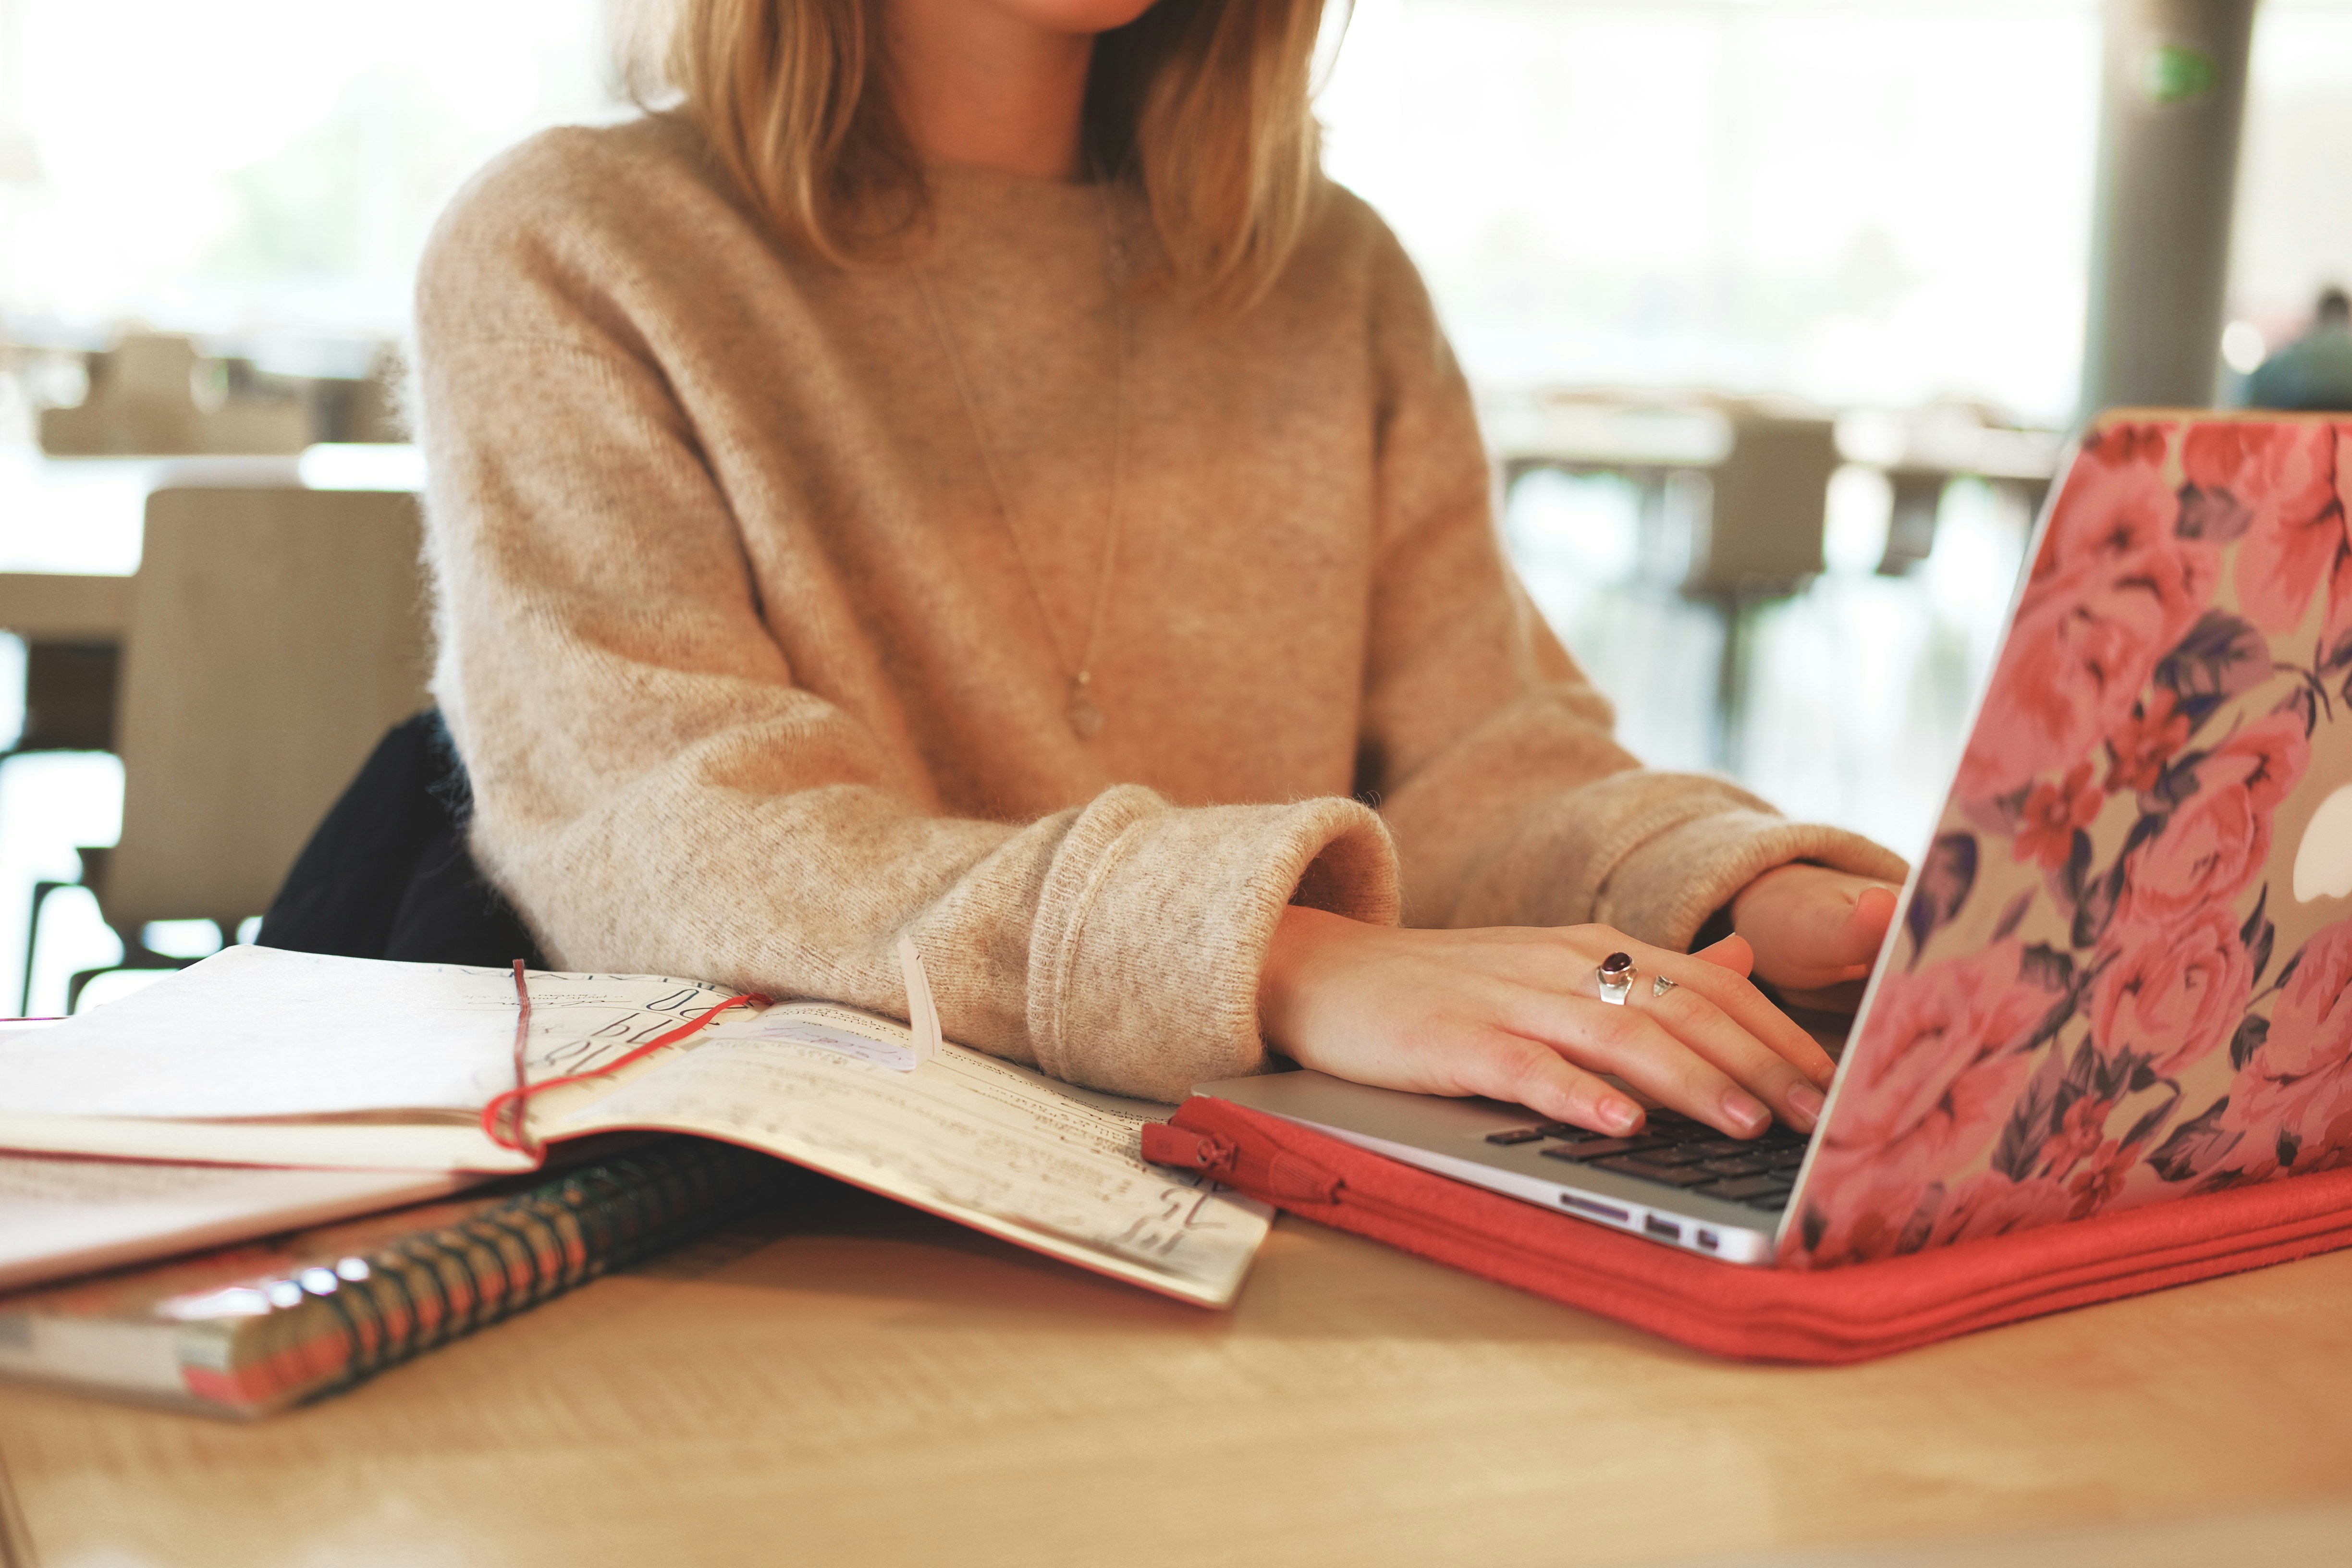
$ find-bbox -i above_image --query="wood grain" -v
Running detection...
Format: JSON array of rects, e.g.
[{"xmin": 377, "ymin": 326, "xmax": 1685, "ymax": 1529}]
[{"xmin": 3, "ymin": 1184, "xmax": 2349, "ymax": 1568}]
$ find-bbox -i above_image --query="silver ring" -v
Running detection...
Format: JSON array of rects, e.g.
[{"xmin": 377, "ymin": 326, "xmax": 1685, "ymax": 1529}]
[
  {"xmin": 1596, "ymin": 952, "xmax": 1635, "ymax": 1006},
  {"xmin": 1652, "ymin": 975, "xmax": 1678, "ymax": 998}
]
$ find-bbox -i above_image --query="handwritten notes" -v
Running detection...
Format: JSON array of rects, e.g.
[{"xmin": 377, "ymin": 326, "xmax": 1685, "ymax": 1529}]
[
  {"xmin": 704, "ymin": 1002, "xmax": 928, "ymax": 1071},
  {"xmin": 552, "ymin": 1014, "xmax": 1272, "ymax": 1307}
]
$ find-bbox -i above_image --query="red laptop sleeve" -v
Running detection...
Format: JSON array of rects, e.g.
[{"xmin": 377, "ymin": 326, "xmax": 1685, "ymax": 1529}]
[{"xmin": 1144, "ymin": 1095, "xmax": 2352, "ymax": 1363}]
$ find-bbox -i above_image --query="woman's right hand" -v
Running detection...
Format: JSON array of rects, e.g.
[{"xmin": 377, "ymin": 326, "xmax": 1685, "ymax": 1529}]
[{"xmin": 1255, "ymin": 906, "xmax": 1837, "ymax": 1140}]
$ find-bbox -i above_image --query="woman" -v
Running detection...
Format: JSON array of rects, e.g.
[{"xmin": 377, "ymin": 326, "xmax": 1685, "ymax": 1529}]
[{"xmin": 414, "ymin": 0, "xmax": 1906, "ymax": 1141}]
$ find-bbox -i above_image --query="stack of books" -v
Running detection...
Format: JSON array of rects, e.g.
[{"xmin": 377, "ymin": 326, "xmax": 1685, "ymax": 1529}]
[{"xmin": 0, "ymin": 947, "xmax": 1273, "ymax": 1418}]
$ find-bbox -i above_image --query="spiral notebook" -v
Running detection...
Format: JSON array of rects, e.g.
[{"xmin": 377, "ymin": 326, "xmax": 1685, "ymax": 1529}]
[{"xmin": 0, "ymin": 1138, "xmax": 784, "ymax": 1417}]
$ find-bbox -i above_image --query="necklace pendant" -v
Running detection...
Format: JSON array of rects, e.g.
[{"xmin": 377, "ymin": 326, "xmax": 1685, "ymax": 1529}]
[{"xmin": 1066, "ymin": 687, "xmax": 1104, "ymax": 741}]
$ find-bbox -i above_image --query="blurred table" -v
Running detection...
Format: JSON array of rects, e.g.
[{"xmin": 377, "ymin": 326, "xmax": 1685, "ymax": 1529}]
[
  {"xmin": 5, "ymin": 1187, "xmax": 2351, "ymax": 1568},
  {"xmin": 0, "ymin": 444, "xmax": 421, "ymax": 581}
]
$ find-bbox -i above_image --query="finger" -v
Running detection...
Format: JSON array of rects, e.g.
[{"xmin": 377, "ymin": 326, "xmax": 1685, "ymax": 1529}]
[
  {"xmin": 1788, "ymin": 880, "xmax": 1897, "ymax": 974},
  {"xmin": 1436, "ymin": 1028, "xmax": 1647, "ymax": 1136},
  {"xmin": 1695, "ymin": 933, "xmax": 1753, "ymax": 975},
  {"xmin": 1507, "ymin": 993, "xmax": 1770, "ymax": 1139},
  {"xmin": 1837, "ymin": 885, "xmax": 1899, "ymax": 963},
  {"xmin": 1627, "ymin": 941, "xmax": 1838, "ymax": 1089},
  {"xmin": 1775, "ymin": 977, "xmax": 1872, "ymax": 1014},
  {"xmin": 1629, "ymin": 980, "xmax": 1828, "ymax": 1133},
  {"xmin": 1498, "ymin": 930, "xmax": 1830, "ymax": 1090}
]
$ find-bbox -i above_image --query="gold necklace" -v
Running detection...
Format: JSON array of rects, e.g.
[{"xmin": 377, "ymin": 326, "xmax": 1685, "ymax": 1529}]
[{"xmin": 914, "ymin": 176, "xmax": 1127, "ymax": 742}]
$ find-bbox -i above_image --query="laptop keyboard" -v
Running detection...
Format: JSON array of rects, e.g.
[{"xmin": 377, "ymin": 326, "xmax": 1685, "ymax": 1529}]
[{"xmin": 1483, "ymin": 1109, "xmax": 1809, "ymax": 1212}]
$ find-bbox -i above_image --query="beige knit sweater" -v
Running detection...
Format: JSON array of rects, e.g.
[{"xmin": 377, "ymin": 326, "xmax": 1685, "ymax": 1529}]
[{"xmin": 414, "ymin": 115, "xmax": 1906, "ymax": 1102}]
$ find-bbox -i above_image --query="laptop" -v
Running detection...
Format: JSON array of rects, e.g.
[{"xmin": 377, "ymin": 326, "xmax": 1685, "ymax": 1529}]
[{"xmin": 1198, "ymin": 411, "xmax": 2352, "ymax": 1267}]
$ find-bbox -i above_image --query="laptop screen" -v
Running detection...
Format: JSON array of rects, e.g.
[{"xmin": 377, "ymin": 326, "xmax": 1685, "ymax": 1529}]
[{"xmin": 1789, "ymin": 413, "xmax": 2352, "ymax": 1267}]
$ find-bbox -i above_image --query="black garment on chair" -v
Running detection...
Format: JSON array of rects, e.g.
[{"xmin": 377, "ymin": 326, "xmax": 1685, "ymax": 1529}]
[{"xmin": 257, "ymin": 710, "xmax": 547, "ymax": 968}]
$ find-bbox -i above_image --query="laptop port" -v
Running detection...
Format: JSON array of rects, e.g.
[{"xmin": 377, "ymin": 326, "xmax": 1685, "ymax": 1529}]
[
  {"xmin": 1695, "ymin": 1229, "xmax": 1721, "ymax": 1251},
  {"xmin": 1643, "ymin": 1215, "xmax": 1681, "ymax": 1241},
  {"xmin": 1560, "ymin": 1195, "xmax": 1629, "ymax": 1223}
]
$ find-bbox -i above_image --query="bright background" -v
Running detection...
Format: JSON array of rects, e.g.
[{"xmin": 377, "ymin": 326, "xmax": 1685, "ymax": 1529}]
[{"xmin": 1, "ymin": 0, "xmax": 2349, "ymax": 1010}]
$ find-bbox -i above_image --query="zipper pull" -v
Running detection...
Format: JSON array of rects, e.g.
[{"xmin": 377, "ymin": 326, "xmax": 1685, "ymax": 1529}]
[
  {"xmin": 1266, "ymin": 1151, "xmax": 1341, "ymax": 1204},
  {"xmin": 1141, "ymin": 1124, "xmax": 1236, "ymax": 1176}
]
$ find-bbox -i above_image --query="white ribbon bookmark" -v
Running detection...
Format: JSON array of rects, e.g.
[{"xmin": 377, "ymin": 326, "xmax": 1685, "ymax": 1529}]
[
  {"xmin": 697, "ymin": 935, "xmax": 946, "ymax": 1072},
  {"xmin": 897, "ymin": 932, "xmax": 943, "ymax": 1066}
]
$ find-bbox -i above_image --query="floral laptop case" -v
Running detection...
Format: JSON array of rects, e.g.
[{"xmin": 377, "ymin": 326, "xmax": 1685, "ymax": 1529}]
[{"xmin": 1788, "ymin": 411, "xmax": 2352, "ymax": 1268}]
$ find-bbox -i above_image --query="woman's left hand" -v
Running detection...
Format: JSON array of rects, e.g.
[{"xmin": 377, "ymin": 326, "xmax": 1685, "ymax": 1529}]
[{"xmin": 1729, "ymin": 863, "xmax": 1901, "ymax": 1011}]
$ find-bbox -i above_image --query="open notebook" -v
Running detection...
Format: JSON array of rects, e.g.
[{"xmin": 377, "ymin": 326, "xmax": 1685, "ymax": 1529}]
[{"xmin": 0, "ymin": 946, "xmax": 1270, "ymax": 1307}]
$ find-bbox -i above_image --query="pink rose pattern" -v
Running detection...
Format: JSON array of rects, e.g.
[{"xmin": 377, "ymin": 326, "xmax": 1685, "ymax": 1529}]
[{"xmin": 1789, "ymin": 415, "xmax": 2352, "ymax": 1268}]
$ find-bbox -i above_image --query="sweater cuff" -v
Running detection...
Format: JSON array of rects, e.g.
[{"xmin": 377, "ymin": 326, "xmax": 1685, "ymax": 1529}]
[
  {"xmin": 1596, "ymin": 808, "xmax": 1911, "ymax": 951},
  {"xmin": 1446, "ymin": 770, "xmax": 1910, "ymax": 951},
  {"xmin": 1025, "ymin": 786, "xmax": 1398, "ymax": 1102}
]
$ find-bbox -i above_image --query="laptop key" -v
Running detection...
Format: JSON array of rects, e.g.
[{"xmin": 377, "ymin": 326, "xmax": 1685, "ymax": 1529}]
[
  {"xmin": 1540, "ymin": 1136, "xmax": 1669, "ymax": 1163},
  {"xmin": 1590, "ymin": 1156, "xmax": 1720, "ymax": 1188},
  {"xmin": 1762, "ymin": 1150, "xmax": 1810, "ymax": 1171},
  {"xmin": 1484, "ymin": 1128, "xmax": 1547, "ymax": 1146},
  {"xmin": 1695, "ymin": 1174, "xmax": 1793, "ymax": 1201},
  {"xmin": 1631, "ymin": 1144, "xmax": 1716, "ymax": 1167},
  {"xmin": 1534, "ymin": 1123, "xmax": 1604, "ymax": 1142},
  {"xmin": 1696, "ymin": 1155, "xmax": 1778, "ymax": 1178},
  {"xmin": 1689, "ymin": 1139, "xmax": 1758, "ymax": 1158},
  {"xmin": 1744, "ymin": 1190, "xmax": 1792, "ymax": 1212}
]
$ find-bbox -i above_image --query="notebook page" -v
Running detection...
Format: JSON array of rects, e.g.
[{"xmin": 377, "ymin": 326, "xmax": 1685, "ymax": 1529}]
[
  {"xmin": 0, "ymin": 949, "xmax": 757, "ymax": 1169},
  {"xmin": 0, "ymin": 946, "xmax": 747, "ymax": 1122},
  {"xmin": 0, "ymin": 1152, "xmax": 470, "ymax": 1292},
  {"xmin": 548, "ymin": 1011, "xmax": 1273, "ymax": 1308}
]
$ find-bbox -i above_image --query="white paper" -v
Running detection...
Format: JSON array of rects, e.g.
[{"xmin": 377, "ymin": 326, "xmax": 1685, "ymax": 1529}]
[
  {"xmin": 0, "ymin": 946, "xmax": 752, "ymax": 1120},
  {"xmin": 0, "ymin": 1151, "xmax": 471, "ymax": 1292},
  {"xmin": 551, "ymin": 1011, "xmax": 1272, "ymax": 1308},
  {"xmin": 703, "ymin": 1000, "xmax": 927, "ymax": 1070}
]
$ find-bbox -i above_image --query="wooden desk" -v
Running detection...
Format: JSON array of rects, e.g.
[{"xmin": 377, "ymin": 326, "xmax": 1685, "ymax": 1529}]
[{"xmin": 3, "ymin": 1186, "xmax": 2351, "ymax": 1568}]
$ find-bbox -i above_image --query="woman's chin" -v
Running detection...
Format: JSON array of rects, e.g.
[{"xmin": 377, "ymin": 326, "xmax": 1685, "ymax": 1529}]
[{"xmin": 988, "ymin": 0, "xmax": 1165, "ymax": 37}]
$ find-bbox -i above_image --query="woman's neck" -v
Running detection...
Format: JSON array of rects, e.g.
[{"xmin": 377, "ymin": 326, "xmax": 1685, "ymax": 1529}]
[{"xmin": 882, "ymin": 0, "xmax": 1098, "ymax": 182}]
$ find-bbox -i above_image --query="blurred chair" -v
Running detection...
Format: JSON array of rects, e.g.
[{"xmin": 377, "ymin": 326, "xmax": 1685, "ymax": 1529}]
[
  {"xmin": 1845, "ymin": 401, "xmax": 2062, "ymax": 575},
  {"xmin": 1684, "ymin": 407, "xmax": 1838, "ymax": 770},
  {"xmin": 24, "ymin": 487, "xmax": 430, "ymax": 1010},
  {"xmin": 1687, "ymin": 408, "xmax": 1837, "ymax": 597},
  {"xmin": 1879, "ymin": 468, "xmax": 1950, "ymax": 576},
  {"xmin": 0, "ymin": 575, "xmax": 132, "ymax": 1011},
  {"xmin": 37, "ymin": 331, "xmax": 311, "ymax": 457}
]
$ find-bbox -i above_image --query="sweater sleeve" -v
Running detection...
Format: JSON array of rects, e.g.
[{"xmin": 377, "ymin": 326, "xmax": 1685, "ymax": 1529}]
[
  {"xmin": 1350, "ymin": 218, "xmax": 1908, "ymax": 945},
  {"xmin": 412, "ymin": 147, "xmax": 1397, "ymax": 1103}
]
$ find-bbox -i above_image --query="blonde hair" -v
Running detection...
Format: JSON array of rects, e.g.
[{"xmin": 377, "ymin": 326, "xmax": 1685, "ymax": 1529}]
[{"xmin": 649, "ymin": 0, "xmax": 1332, "ymax": 309}]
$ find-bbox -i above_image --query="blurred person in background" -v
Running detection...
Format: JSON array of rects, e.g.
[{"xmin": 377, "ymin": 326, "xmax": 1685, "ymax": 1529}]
[
  {"xmin": 409, "ymin": 0, "xmax": 1906, "ymax": 1144},
  {"xmin": 2246, "ymin": 286, "xmax": 2352, "ymax": 412}
]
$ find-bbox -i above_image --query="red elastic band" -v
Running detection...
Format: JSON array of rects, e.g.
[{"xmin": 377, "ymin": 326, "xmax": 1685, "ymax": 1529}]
[{"xmin": 480, "ymin": 966, "xmax": 769, "ymax": 1153}]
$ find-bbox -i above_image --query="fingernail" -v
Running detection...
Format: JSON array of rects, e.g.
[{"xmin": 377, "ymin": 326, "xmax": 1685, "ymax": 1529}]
[
  {"xmin": 1788, "ymin": 1084, "xmax": 1826, "ymax": 1127},
  {"xmin": 1722, "ymin": 1091, "xmax": 1769, "ymax": 1135},
  {"xmin": 1601, "ymin": 1098, "xmax": 1642, "ymax": 1133}
]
